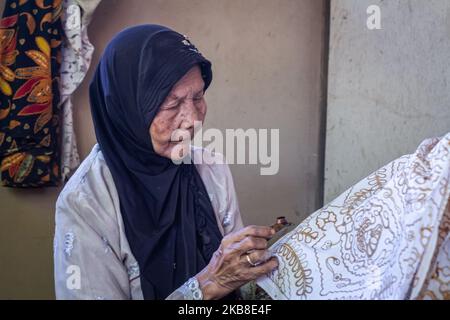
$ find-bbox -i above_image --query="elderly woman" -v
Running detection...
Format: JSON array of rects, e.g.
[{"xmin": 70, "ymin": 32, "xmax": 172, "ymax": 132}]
[{"xmin": 53, "ymin": 25, "xmax": 278, "ymax": 300}]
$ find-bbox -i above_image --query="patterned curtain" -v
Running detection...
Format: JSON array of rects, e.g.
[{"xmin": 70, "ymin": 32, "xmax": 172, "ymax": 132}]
[{"xmin": 0, "ymin": 0, "xmax": 62, "ymax": 187}]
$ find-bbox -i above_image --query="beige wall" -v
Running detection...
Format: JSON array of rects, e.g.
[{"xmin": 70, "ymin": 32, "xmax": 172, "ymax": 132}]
[{"xmin": 0, "ymin": 0, "xmax": 327, "ymax": 298}]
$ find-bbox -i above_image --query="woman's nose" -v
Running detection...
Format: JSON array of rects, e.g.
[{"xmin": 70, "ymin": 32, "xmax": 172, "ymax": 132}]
[{"xmin": 180, "ymin": 102, "xmax": 200, "ymax": 129}]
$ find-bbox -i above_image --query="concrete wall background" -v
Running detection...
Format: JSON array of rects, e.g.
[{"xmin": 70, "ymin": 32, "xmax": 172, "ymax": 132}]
[
  {"xmin": 0, "ymin": 0, "xmax": 327, "ymax": 298},
  {"xmin": 325, "ymin": 0, "xmax": 450, "ymax": 202}
]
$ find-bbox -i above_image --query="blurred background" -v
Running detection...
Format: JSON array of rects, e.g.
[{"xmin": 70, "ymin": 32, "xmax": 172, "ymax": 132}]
[{"xmin": 0, "ymin": 0, "xmax": 449, "ymax": 299}]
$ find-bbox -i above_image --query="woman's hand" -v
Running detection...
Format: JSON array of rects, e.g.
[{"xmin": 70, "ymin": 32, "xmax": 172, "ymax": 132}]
[{"xmin": 195, "ymin": 225, "xmax": 279, "ymax": 300}]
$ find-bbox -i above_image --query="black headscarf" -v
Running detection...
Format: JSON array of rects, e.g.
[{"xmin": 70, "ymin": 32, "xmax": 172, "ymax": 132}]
[{"xmin": 89, "ymin": 25, "xmax": 223, "ymax": 299}]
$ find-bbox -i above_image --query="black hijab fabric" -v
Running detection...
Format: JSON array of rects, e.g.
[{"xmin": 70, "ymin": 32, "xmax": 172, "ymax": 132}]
[{"xmin": 89, "ymin": 25, "xmax": 223, "ymax": 299}]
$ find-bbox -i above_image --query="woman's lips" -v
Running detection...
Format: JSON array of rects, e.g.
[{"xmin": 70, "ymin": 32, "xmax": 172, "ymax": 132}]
[
  {"xmin": 169, "ymin": 139, "xmax": 186, "ymax": 145},
  {"xmin": 169, "ymin": 133, "xmax": 193, "ymax": 143}
]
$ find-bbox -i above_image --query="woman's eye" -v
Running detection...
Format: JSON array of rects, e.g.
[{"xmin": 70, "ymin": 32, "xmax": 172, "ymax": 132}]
[{"xmin": 164, "ymin": 103, "xmax": 180, "ymax": 110}]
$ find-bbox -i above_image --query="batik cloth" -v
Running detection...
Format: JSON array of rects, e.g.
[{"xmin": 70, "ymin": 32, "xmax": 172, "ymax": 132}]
[
  {"xmin": 0, "ymin": 0, "xmax": 63, "ymax": 187},
  {"xmin": 257, "ymin": 133, "xmax": 450, "ymax": 300}
]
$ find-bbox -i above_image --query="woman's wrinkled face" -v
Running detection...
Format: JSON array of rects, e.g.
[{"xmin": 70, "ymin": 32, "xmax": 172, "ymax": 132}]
[{"xmin": 149, "ymin": 65, "xmax": 207, "ymax": 160}]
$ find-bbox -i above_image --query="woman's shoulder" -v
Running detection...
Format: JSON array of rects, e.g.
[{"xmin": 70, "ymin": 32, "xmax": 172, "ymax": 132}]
[
  {"xmin": 56, "ymin": 144, "xmax": 117, "ymax": 214},
  {"xmin": 191, "ymin": 145, "xmax": 229, "ymax": 171},
  {"xmin": 55, "ymin": 144, "xmax": 125, "ymax": 254},
  {"xmin": 191, "ymin": 145, "xmax": 231, "ymax": 186}
]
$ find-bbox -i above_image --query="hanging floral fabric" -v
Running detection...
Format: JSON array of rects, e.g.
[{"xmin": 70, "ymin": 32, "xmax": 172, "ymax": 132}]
[
  {"xmin": 0, "ymin": 0, "xmax": 63, "ymax": 187},
  {"xmin": 59, "ymin": 0, "xmax": 101, "ymax": 181}
]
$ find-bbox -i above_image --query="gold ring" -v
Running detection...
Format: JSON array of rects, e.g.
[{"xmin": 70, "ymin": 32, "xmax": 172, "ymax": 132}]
[{"xmin": 246, "ymin": 253, "xmax": 258, "ymax": 267}]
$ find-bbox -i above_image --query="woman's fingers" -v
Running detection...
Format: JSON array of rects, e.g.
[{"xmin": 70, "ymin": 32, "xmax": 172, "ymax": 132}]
[
  {"xmin": 221, "ymin": 227, "xmax": 275, "ymax": 262},
  {"xmin": 198, "ymin": 229, "xmax": 279, "ymax": 299},
  {"xmin": 244, "ymin": 249, "xmax": 272, "ymax": 266},
  {"xmin": 240, "ymin": 225, "xmax": 275, "ymax": 239},
  {"xmin": 221, "ymin": 225, "xmax": 274, "ymax": 248},
  {"xmin": 235, "ymin": 236, "xmax": 268, "ymax": 254},
  {"xmin": 222, "ymin": 236, "xmax": 267, "ymax": 259},
  {"xmin": 250, "ymin": 257, "xmax": 279, "ymax": 277}
]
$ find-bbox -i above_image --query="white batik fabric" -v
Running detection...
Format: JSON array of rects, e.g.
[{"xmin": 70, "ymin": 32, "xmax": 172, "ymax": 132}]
[
  {"xmin": 257, "ymin": 133, "xmax": 450, "ymax": 300},
  {"xmin": 59, "ymin": 0, "xmax": 101, "ymax": 181}
]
